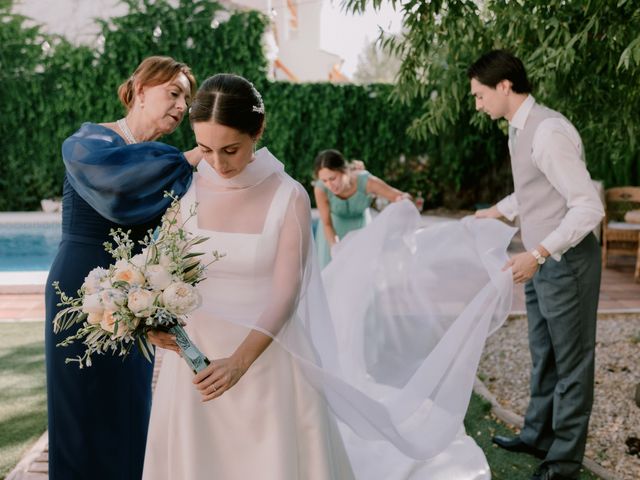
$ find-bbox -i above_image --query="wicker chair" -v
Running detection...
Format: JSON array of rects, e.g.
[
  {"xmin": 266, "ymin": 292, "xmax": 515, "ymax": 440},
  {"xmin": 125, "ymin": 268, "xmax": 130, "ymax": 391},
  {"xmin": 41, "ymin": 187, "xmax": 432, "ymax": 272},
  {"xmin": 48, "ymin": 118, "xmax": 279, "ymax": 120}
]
[{"xmin": 602, "ymin": 187, "xmax": 640, "ymax": 281}]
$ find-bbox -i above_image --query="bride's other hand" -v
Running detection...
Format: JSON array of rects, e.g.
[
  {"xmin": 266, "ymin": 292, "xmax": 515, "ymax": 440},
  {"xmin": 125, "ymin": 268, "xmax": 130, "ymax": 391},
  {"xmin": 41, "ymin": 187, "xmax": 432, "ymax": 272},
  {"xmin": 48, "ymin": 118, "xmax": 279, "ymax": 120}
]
[
  {"xmin": 475, "ymin": 204, "xmax": 503, "ymax": 219},
  {"xmin": 193, "ymin": 357, "xmax": 248, "ymax": 401},
  {"xmin": 193, "ymin": 330, "xmax": 272, "ymax": 401},
  {"xmin": 183, "ymin": 145, "xmax": 203, "ymax": 166},
  {"xmin": 147, "ymin": 330, "xmax": 180, "ymax": 353}
]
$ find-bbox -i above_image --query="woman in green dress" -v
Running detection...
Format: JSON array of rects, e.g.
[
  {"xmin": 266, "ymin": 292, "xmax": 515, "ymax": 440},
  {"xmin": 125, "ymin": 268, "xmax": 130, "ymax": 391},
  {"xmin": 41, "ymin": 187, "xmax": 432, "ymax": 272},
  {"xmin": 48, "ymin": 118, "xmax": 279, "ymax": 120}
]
[{"xmin": 313, "ymin": 149, "xmax": 409, "ymax": 269}]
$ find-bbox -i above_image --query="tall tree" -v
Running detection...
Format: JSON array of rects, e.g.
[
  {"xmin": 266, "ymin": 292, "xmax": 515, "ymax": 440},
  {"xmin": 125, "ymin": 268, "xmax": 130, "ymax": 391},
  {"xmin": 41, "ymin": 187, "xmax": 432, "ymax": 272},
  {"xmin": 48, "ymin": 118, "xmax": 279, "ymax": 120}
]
[
  {"xmin": 344, "ymin": 0, "xmax": 640, "ymax": 188},
  {"xmin": 353, "ymin": 36, "xmax": 402, "ymax": 84}
]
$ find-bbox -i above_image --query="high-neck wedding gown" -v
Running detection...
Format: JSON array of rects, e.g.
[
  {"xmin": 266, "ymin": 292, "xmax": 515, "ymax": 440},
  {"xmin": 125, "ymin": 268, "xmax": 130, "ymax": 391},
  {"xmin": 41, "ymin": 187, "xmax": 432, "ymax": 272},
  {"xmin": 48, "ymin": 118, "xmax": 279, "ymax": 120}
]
[
  {"xmin": 143, "ymin": 150, "xmax": 354, "ymax": 479},
  {"xmin": 143, "ymin": 148, "xmax": 515, "ymax": 480}
]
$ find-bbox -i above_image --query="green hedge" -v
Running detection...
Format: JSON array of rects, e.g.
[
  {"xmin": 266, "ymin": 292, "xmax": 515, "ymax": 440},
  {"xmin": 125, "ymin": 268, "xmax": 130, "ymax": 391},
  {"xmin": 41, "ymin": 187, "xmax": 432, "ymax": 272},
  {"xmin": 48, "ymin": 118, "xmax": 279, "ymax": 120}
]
[
  {"xmin": 0, "ymin": 0, "xmax": 269, "ymax": 211},
  {"xmin": 1, "ymin": 0, "xmax": 509, "ymax": 211}
]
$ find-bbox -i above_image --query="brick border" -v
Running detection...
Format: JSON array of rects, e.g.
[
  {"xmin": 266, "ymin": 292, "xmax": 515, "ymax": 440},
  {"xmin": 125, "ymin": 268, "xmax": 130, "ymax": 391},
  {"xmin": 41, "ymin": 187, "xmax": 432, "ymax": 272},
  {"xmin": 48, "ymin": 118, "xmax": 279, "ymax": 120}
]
[{"xmin": 473, "ymin": 378, "xmax": 620, "ymax": 480}]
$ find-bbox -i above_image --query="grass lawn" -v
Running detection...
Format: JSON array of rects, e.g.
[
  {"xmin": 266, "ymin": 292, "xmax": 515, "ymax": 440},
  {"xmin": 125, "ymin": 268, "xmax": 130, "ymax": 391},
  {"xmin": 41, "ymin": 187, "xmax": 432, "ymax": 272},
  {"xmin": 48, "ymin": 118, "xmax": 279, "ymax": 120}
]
[
  {"xmin": 0, "ymin": 322, "xmax": 47, "ymax": 480},
  {"xmin": 465, "ymin": 393, "xmax": 600, "ymax": 479},
  {"xmin": 0, "ymin": 321, "xmax": 602, "ymax": 479}
]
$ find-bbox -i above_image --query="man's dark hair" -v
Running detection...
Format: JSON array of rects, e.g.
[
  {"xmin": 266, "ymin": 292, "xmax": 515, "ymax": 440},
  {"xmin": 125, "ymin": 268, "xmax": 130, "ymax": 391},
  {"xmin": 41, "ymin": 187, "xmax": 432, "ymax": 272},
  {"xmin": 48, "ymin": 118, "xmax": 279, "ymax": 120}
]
[{"xmin": 467, "ymin": 50, "xmax": 532, "ymax": 93}]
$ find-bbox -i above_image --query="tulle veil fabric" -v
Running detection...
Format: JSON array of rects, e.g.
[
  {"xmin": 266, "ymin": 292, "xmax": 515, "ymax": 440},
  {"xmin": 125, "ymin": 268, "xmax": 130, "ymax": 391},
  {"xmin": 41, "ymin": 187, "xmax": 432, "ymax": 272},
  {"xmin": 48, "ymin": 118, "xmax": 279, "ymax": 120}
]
[{"xmin": 182, "ymin": 148, "xmax": 515, "ymax": 470}]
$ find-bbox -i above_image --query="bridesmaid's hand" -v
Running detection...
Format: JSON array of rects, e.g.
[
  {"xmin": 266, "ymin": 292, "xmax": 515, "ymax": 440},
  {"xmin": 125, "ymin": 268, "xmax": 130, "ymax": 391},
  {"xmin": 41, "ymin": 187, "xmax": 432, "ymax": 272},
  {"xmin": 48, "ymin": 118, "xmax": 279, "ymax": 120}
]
[
  {"xmin": 147, "ymin": 330, "xmax": 180, "ymax": 353},
  {"xmin": 193, "ymin": 356, "xmax": 248, "ymax": 401},
  {"xmin": 475, "ymin": 205, "xmax": 503, "ymax": 219},
  {"xmin": 394, "ymin": 192, "xmax": 411, "ymax": 202}
]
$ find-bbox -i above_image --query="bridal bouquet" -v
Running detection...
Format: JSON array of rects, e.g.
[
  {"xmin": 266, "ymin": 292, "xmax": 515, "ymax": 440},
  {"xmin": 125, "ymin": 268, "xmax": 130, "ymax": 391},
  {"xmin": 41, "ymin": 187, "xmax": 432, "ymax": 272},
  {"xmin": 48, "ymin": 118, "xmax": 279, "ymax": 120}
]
[{"xmin": 53, "ymin": 193, "xmax": 223, "ymax": 372}]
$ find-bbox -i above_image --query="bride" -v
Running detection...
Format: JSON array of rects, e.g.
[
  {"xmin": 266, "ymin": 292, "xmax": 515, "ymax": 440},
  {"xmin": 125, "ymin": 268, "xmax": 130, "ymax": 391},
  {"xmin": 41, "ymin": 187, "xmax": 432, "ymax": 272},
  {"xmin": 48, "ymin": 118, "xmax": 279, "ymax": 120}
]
[{"xmin": 143, "ymin": 74, "xmax": 515, "ymax": 479}]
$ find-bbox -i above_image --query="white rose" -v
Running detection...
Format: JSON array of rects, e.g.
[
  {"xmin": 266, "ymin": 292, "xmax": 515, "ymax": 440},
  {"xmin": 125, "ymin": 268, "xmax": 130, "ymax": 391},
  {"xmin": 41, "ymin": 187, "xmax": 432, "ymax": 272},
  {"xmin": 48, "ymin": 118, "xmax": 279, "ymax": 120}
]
[
  {"xmin": 127, "ymin": 289, "xmax": 157, "ymax": 317},
  {"xmin": 158, "ymin": 253, "xmax": 176, "ymax": 272},
  {"xmin": 86, "ymin": 312, "xmax": 103, "ymax": 325},
  {"xmin": 113, "ymin": 260, "xmax": 145, "ymax": 286},
  {"xmin": 82, "ymin": 293, "xmax": 104, "ymax": 314},
  {"xmin": 162, "ymin": 282, "xmax": 201, "ymax": 315},
  {"xmin": 99, "ymin": 288, "xmax": 127, "ymax": 311},
  {"xmin": 146, "ymin": 264, "xmax": 173, "ymax": 290},
  {"xmin": 158, "ymin": 253, "xmax": 171, "ymax": 266},
  {"xmin": 99, "ymin": 277, "xmax": 113, "ymax": 290},
  {"xmin": 129, "ymin": 253, "xmax": 147, "ymax": 269},
  {"xmin": 83, "ymin": 267, "xmax": 109, "ymax": 294}
]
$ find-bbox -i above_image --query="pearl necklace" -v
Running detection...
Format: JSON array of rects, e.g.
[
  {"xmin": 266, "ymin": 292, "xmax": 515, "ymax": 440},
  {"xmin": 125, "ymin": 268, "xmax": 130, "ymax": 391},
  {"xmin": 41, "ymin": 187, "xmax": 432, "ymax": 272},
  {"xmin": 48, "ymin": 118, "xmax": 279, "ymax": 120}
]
[{"xmin": 117, "ymin": 118, "xmax": 138, "ymax": 144}]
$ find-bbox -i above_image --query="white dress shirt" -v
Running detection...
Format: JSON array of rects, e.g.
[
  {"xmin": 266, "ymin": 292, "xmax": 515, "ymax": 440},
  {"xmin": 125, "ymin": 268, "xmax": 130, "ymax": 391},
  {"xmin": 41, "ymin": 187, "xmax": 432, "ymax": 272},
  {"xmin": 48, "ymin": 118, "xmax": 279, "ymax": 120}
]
[{"xmin": 497, "ymin": 95, "xmax": 604, "ymax": 259}]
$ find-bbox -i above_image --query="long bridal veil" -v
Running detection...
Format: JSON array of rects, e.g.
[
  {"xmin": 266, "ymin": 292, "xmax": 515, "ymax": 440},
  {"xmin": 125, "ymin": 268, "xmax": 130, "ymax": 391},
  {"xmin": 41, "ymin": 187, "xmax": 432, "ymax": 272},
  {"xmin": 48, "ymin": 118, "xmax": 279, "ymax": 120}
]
[{"xmin": 185, "ymin": 148, "xmax": 515, "ymax": 475}]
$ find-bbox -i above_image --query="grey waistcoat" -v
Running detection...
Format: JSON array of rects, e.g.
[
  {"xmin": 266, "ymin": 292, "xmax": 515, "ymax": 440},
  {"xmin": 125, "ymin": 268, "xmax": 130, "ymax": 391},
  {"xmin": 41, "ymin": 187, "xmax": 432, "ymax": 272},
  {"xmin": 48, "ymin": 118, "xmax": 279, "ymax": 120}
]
[{"xmin": 511, "ymin": 103, "xmax": 579, "ymax": 250}]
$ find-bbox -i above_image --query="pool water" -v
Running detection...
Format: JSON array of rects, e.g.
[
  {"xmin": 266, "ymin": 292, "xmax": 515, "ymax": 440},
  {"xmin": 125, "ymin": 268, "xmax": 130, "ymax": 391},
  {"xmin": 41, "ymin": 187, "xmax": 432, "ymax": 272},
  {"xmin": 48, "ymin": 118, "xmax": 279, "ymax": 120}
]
[
  {"xmin": 0, "ymin": 223, "xmax": 61, "ymax": 271},
  {"xmin": 0, "ymin": 214, "xmax": 320, "ymax": 273}
]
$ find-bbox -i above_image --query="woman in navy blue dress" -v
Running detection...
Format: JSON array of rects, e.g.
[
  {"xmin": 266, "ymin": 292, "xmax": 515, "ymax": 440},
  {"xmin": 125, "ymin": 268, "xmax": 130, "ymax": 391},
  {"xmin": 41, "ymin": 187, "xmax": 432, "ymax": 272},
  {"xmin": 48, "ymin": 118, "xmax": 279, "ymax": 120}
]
[{"xmin": 44, "ymin": 56, "xmax": 200, "ymax": 480}]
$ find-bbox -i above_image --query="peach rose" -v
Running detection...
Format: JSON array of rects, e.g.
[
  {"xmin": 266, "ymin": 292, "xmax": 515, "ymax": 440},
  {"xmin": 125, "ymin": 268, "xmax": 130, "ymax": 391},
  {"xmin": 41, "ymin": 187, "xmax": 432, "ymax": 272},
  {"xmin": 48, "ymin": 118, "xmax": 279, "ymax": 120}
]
[
  {"xmin": 113, "ymin": 260, "xmax": 145, "ymax": 286},
  {"xmin": 100, "ymin": 311, "xmax": 117, "ymax": 333}
]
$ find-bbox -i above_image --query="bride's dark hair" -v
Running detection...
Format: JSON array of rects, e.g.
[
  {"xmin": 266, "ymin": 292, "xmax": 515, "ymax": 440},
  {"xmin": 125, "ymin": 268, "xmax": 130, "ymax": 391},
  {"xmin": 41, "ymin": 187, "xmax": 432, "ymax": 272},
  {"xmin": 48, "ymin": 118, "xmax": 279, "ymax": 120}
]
[{"xmin": 189, "ymin": 74, "xmax": 265, "ymax": 139}]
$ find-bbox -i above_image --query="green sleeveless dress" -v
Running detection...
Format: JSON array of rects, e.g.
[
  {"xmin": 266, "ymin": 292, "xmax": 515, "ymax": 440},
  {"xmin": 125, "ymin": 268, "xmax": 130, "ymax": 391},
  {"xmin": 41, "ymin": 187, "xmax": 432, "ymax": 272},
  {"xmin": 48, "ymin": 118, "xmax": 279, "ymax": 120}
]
[{"xmin": 315, "ymin": 172, "xmax": 372, "ymax": 269}]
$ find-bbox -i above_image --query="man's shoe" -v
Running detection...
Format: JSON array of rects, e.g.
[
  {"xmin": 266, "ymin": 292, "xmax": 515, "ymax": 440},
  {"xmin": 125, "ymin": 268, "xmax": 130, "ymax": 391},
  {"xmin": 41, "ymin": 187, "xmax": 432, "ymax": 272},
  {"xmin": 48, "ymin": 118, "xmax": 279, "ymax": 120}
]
[
  {"xmin": 492, "ymin": 435, "xmax": 547, "ymax": 459},
  {"xmin": 531, "ymin": 464, "xmax": 577, "ymax": 480}
]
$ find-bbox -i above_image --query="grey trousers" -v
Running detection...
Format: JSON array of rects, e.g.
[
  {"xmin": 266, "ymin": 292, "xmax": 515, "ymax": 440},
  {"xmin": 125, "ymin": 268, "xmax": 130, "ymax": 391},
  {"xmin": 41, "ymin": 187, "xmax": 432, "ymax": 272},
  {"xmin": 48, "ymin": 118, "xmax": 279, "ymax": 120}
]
[{"xmin": 519, "ymin": 233, "xmax": 601, "ymax": 477}]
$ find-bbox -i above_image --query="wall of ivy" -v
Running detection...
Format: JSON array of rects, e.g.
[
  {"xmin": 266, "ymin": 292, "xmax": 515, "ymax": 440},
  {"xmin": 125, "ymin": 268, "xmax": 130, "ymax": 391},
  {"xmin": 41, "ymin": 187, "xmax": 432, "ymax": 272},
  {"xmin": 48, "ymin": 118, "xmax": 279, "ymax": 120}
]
[
  {"xmin": 1, "ymin": 0, "xmax": 513, "ymax": 212},
  {"xmin": 0, "ymin": 0, "xmax": 268, "ymax": 210},
  {"xmin": 2, "ymin": 1, "xmax": 555, "ymax": 217}
]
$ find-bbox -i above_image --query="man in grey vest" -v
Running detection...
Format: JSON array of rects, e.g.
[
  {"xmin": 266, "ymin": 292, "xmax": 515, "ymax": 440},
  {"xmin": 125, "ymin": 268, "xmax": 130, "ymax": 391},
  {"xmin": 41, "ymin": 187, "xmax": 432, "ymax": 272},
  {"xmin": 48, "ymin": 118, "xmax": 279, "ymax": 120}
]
[{"xmin": 468, "ymin": 50, "xmax": 604, "ymax": 480}]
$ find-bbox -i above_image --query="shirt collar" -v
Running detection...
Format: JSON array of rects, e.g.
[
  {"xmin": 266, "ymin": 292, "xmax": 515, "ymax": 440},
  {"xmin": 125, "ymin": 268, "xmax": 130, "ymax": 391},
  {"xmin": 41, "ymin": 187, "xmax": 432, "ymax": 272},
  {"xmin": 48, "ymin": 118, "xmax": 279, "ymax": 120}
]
[{"xmin": 509, "ymin": 95, "xmax": 535, "ymax": 131}]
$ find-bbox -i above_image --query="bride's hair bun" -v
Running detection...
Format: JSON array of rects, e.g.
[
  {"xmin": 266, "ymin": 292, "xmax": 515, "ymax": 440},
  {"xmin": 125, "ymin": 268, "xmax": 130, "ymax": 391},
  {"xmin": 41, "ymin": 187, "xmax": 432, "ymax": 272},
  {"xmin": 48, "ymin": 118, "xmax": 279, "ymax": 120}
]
[{"xmin": 189, "ymin": 74, "xmax": 265, "ymax": 139}]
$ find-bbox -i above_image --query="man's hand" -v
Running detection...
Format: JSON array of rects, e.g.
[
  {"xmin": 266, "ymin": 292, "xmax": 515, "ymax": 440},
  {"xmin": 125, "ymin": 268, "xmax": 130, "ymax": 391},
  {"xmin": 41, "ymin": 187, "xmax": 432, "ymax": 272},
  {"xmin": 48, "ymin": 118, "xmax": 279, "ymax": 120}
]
[
  {"xmin": 503, "ymin": 251, "xmax": 539, "ymax": 284},
  {"xmin": 475, "ymin": 204, "xmax": 503, "ymax": 219}
]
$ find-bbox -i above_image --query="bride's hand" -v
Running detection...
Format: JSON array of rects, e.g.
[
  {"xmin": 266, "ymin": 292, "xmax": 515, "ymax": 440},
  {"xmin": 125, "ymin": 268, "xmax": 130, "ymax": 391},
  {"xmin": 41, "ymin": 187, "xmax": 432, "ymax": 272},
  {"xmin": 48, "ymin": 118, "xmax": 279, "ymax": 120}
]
[
  {"xmin": 193, "ymin": 356, "xmax": 248, "ymax": 401},
  {"xmin": 147, "ymin": 330, "xmax": 180, "ymax": 353}
]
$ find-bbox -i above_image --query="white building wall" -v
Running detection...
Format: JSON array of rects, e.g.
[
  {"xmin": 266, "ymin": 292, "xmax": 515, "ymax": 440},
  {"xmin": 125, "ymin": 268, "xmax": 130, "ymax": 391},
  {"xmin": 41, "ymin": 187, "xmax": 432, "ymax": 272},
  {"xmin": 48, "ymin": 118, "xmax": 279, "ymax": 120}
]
[
  {"xmin": 12, "ymin": 0, "xmax": 128, "ymax": 44},
  {"xmin": 12, "ymin": 0, "xmax": 343, "ymax": 82}
]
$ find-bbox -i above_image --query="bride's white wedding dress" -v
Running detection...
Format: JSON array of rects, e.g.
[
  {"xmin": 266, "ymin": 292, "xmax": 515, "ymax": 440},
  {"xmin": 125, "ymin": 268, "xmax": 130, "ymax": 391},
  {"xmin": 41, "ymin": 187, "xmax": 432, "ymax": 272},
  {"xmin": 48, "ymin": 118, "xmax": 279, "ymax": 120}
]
[
  {"xmin": 143, "ymin": 148, "xmax": 515, "ymax": 479},
  {"xmin": 143, "ymin": 153, "xmax": 354, "ymax": 479}
]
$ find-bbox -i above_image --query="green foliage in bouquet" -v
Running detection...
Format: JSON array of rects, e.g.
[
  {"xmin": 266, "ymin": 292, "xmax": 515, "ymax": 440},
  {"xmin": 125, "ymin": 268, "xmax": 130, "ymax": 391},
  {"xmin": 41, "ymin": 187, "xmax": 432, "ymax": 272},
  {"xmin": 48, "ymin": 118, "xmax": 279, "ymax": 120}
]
[{"xmin": 52, "ymin": 194, "xmax": 223, "ymax": 368}]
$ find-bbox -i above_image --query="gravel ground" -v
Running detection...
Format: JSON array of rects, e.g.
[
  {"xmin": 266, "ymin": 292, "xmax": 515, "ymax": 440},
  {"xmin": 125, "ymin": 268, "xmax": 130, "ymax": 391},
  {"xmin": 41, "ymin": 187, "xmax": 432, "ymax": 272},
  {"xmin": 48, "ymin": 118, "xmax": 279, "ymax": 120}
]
[{"xmin": 479, "ymin": 314, "xmax": 640, "ymax": 480}]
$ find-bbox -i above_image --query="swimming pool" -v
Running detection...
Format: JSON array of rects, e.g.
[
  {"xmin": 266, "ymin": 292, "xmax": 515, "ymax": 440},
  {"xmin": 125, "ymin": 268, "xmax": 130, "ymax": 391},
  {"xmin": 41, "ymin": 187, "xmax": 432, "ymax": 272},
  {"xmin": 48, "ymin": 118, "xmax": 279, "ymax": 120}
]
[
  {"xmin": 0, "ymin": 210, "xmax": 322, "ymax": 274},
  {"xmin": 0, "ymin": 221, "xmax": 61, "ymax": 272}
]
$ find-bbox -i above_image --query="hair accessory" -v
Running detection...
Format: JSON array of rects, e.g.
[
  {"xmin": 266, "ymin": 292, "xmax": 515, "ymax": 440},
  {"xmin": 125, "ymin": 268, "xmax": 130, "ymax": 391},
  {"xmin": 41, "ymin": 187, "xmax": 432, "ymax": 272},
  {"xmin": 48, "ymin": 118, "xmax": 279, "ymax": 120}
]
[{"xmin": 252, "ymin": 104, "xmax": 265, "ymax": 114}]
